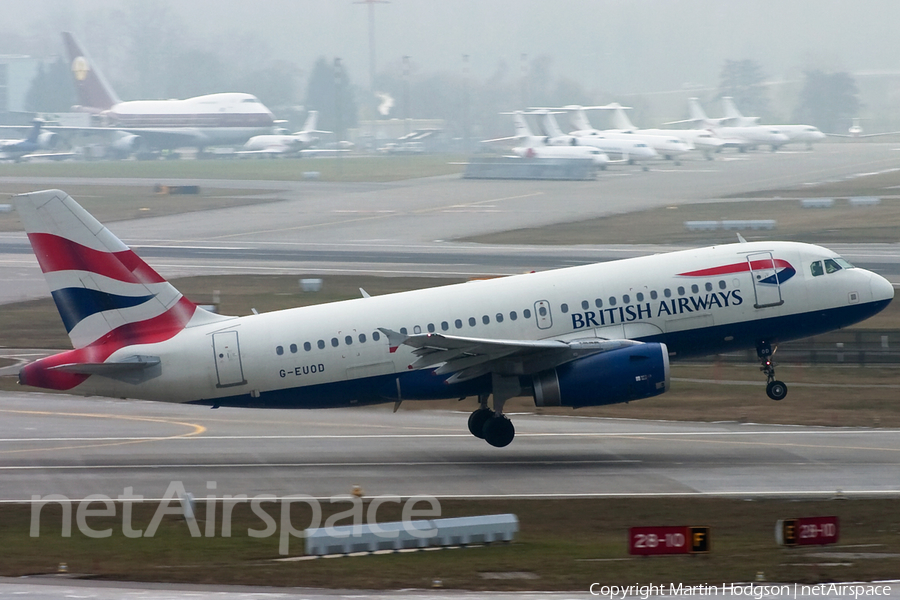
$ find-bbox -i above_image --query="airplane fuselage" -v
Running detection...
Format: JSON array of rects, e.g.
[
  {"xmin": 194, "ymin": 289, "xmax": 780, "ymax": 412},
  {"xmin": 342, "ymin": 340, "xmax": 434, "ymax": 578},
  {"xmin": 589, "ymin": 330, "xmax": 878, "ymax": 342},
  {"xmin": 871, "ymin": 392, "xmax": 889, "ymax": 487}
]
[{"xmin": 35, "ymin": 241, "xmax": 892, "ymax": 409}]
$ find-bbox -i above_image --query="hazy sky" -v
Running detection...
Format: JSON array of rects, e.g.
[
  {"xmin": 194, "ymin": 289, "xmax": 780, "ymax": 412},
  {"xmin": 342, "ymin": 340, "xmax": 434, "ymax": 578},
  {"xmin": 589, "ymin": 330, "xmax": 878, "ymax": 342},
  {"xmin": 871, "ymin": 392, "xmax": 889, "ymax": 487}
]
[{"xmin": 5, "ymin": 0, "xmax": 900, "ymax": 97}]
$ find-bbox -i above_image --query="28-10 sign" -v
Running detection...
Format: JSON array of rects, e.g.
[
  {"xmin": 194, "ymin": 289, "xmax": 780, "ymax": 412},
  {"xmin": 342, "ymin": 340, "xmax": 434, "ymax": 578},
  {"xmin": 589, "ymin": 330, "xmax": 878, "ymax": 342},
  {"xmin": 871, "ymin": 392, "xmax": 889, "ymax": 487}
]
[
  {"xmin": 777, "ymin": 516, "xmax": 839, "ymax": 546},
  {"xmin": 629, "ymin": 526, "xmax": 710, "ymax": 555}
]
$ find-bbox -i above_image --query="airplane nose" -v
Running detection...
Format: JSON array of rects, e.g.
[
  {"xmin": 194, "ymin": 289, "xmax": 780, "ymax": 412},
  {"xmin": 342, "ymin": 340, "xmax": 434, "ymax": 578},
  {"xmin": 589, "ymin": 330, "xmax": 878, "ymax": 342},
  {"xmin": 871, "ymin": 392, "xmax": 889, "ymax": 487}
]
[{"xmin": 870, "ymin": 272, "xmax": 895, "ymax": 303}]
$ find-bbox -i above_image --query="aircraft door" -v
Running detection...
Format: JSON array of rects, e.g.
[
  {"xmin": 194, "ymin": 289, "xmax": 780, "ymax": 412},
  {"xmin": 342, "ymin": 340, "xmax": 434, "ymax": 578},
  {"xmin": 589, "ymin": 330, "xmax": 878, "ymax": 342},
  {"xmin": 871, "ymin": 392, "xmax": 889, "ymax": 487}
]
[
  {"xmin": 213, "ymin": 331, "xmax": 247, "ymax": 388},
  {"xmin": 534, "ymin": 300, "xmax": 553, "ymax": 330},
  {"xmin": 747, "ymin": 252, "xmax": 785, "ymax": 309}
]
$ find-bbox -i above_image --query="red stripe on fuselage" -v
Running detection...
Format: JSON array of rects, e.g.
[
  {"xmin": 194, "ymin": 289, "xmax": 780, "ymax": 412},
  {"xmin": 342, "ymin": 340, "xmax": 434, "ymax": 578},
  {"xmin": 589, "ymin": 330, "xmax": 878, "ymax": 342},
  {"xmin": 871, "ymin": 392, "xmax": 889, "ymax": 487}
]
[
  {"xmin": 27, "ymin": 233, "xmax": 166, "ymax": 284},
  {"xmin": 678, "ymin": 259, "xmax": 792, "ymax": 277}
]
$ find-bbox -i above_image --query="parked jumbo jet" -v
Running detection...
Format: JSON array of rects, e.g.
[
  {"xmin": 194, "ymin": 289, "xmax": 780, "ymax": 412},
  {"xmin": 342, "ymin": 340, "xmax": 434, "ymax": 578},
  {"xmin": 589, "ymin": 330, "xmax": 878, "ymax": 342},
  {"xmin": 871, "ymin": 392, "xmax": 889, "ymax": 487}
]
[
  {"xmin": 14, "ymin": 191, "xmax": 893, "ymax": 447},
  {"xmin": 60, "ymin": 32, "xmax": 276, "ymax": 155}
]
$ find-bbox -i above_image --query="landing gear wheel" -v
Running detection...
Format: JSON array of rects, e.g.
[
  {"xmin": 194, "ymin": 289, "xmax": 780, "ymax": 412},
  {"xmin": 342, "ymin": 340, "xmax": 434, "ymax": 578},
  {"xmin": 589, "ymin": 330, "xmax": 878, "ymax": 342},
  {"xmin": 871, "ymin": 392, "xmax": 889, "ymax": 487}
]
[
  {"xmin": 482, "ymin": 415, "xmax": 515, "ymax": 448},
  {"xmin": 467, "ymin": 408, "xmax": 495, "ymax": 439},
  {"xmin": 766, "ymin": 380, "xmax": 787, "ymax": 401}
]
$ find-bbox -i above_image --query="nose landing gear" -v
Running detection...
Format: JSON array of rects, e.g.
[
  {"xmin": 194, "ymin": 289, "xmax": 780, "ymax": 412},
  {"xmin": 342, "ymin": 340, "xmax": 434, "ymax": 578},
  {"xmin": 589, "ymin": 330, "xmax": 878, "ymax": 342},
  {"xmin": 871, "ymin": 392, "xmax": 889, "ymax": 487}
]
[{"xmin": 758, "ymin": 341, "xmax": 788, "ymax": 401}]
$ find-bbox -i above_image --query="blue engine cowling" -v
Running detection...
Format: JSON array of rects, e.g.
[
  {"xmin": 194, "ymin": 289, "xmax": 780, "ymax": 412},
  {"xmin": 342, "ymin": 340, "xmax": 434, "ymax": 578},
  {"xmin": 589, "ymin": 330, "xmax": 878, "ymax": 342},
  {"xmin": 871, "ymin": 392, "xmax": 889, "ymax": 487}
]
[{"xmin": 532, "ymin": 343, "xmax": 669, "ymax": 408}]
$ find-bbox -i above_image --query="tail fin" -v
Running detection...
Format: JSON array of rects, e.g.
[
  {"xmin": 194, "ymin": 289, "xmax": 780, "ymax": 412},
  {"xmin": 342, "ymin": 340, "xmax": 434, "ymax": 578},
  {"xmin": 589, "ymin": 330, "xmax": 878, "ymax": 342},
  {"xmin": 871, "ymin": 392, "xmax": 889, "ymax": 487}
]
[
  {"xmin": 24, "ymin": 120, "xmax": 44, "ymax": 144},
  {"xmin": 62, "ymin": 32, "xmax": 121, "ymax": 110},
  {"xmin": 688, "ymin": 98, "xmax": 709, "ymax": 124},
  {"xmin": 609, "ymin": 104, "xmax": 637, "ymax": 131},
  {"xmin": 722, "ymin": 96, "xmax": 742, "ymax": 120},
  {"xmin": 14, "ymin": 190, "xmax": 224, "ymax": 351},
  {"xmin": 535, "ymin": 111, "xmax": 566, "ymax": 138},
  {"xmin": 511, "ymin": 111, "xmax": 534, "ymax": 138},
  {"xmin": 568, "ymin": 107, "xmax": 594, "ymax": 132},
  {"xmin": 302, "ymin": 110, "xmax": 318, "ymax": 133}
]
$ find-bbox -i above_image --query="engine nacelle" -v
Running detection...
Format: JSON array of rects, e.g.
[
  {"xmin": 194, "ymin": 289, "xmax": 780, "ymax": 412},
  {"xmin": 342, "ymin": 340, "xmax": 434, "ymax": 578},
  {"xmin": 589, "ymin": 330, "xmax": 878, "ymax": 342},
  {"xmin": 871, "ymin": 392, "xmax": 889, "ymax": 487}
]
[
  {"xmin": 110, "ymin": 133, "xmax": 143, "ymax": 157},
  {"xmin": 532, "ymin": 343, "xmax": 669, "ymax": 408},
  {"xmin": 37, "ymin": 131, "xmax": 59, "ymax": 149}
]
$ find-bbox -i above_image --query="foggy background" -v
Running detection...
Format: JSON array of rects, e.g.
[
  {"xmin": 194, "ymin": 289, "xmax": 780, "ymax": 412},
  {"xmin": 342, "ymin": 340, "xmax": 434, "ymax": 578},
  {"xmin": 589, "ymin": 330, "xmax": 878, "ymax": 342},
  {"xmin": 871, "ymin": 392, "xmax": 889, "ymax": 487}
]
[{"xmin": 2, "ymin": 0, "xmax": 899, "ymax": 138}]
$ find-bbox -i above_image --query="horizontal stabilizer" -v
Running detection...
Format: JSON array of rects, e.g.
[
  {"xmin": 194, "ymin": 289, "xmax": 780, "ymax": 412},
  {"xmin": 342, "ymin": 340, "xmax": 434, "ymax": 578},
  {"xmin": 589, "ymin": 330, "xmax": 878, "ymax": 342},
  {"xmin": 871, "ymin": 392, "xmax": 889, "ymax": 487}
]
[{"xmin": 49, "ymin": 355, "xmax": 161, "ymax": 375}]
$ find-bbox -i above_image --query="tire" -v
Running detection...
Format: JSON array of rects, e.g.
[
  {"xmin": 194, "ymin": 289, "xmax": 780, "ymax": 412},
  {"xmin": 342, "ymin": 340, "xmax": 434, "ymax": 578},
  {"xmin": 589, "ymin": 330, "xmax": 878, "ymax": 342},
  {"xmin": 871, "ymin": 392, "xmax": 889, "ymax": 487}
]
[
  {"xmin": 467, "ymin": 408, "xmax": 494, "ymax": 439},
  {"xmin": 766, "ymin": 380, "xmax": 788, "ymax": 401},
  {"xmin": 483, "ymin": 416, "xmax": 515, "ymax": 448}
]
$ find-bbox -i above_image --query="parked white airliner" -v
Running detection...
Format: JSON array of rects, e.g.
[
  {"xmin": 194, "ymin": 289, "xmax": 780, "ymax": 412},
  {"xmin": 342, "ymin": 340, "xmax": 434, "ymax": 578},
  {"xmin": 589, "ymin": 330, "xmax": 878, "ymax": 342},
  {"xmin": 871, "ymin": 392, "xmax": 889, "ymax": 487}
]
[
  {"xmin": 670, "ymin": 98, "xmax": 789, "ymax": 152},
  {"xmin": 485, "ymin": 112, "xmax": 610, "ymax": 168},
  {"xmin": 14, "ymin": 191, "xmax": 893, "ymax": 447},
  {"xmin": 720, "ymin": 97, "xmax": 826, "ymax": 149}
]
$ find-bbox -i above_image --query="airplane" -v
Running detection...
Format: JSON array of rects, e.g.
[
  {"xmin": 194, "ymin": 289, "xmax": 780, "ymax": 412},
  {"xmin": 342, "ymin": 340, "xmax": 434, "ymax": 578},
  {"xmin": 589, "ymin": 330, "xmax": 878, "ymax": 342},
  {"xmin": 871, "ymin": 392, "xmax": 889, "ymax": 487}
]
[
  {"xmin": 0, "ymin": 120, "xmax": 68, "ymax": 161},
  {"xmin": 827, "ymin": 118, "xmax": 900, "ymax": 139},
  {"xmin": 59, "ymin": 32, "xmax": 277, "ymax": 156},
  {"xmin": 530, "ymin": 110, "xmax": 659, "ymax": 169},
  {"xmin": 539, "ymin": 105, "xmax": 692, "ymax": 164},
  {"xmin": 484, "ymin": 111, "xmax": 610, "ymax": 168},
  {"xmin": 668, "ymin": 98, "xmax": 789, "ymax": 152},
  {"xmin": 600, "ymin": 103, "xmax": 728, "ymax": 159},
  {"xmin": 720, "ymin": 97, "xmax": 826, "ymax": 149},
  {"xmin": 13, "ymin": 190, "xmax": 894, "ymax": 447},
  {"xmin": 238, "ymin": 111, "xmax": 332, "ymax": 157}
]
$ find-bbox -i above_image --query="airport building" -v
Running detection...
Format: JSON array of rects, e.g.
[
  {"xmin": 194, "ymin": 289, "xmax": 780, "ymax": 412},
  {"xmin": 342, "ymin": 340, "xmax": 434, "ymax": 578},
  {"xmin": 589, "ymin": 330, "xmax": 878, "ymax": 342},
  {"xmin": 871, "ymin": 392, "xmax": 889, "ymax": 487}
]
[{"xmin": 0, "ymin": 54, "xmax": 55, "ymax": 123}]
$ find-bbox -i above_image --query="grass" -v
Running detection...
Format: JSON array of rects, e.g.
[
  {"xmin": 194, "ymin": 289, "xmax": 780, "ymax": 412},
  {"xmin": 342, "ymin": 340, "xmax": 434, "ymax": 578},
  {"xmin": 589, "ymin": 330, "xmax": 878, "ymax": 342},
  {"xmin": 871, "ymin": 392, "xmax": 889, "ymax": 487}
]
[
  {"xmin": 0, "ymin": 185, "xmax": 277, "ymax": 231},
  {"xmin": 0, "ymin": 154, "xmax": 466, "ymax": 183},
  {"xmin": 1, "ymin": 498, "xmax": 898, "ymax": 590}
]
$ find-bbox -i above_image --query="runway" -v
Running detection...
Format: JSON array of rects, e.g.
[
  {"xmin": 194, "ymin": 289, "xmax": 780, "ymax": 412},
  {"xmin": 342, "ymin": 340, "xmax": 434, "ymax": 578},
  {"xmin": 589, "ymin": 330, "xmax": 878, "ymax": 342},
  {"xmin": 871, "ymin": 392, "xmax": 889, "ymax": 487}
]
[{"xmin": 1, "ymin": 392, "xmax": 898, "ymax": 502}]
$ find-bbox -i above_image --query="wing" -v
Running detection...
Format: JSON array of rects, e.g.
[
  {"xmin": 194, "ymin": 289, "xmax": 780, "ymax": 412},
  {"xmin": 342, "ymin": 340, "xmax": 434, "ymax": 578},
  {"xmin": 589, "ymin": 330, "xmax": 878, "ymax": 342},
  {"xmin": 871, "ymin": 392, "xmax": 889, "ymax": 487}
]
[{"xmin": 379, "ymin": 328, "xmax": 641, "ymax": 384}]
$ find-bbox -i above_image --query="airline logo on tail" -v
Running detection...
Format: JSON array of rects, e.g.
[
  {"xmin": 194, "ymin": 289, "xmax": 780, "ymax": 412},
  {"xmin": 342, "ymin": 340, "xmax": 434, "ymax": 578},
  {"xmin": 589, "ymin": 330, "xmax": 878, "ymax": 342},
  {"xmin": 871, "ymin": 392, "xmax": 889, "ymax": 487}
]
[{"xmin": 14, "ymin": 190, "xmax": 209, "ymax": 390}]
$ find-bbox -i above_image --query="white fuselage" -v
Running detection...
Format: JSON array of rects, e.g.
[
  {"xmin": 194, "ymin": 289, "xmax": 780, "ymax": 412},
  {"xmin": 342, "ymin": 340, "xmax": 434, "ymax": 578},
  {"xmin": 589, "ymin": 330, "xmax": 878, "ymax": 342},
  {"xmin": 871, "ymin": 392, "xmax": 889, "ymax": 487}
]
[
  {"xmin": 512, "ymin": 145, "xmax": 609, "ymax": 166},
  {"xmin": 572, "ymin": 129, "xmax": 690, "ymax": 159},
  {"xmin": 70, "ymin": 241, "xmax": 893, "ymax": 406}
]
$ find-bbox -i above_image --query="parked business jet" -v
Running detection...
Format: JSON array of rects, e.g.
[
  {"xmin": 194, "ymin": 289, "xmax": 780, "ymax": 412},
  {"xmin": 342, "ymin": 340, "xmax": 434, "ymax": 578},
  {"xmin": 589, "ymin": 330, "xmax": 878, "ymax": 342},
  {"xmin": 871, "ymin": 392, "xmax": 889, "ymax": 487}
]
[
  {"xmin": 14, "ymin": 191, "xmax": 893, "ymax": 447},
  {"xmin": 485, "ymin": 112, "xmax": 609, "ymax": 168},
  {"xmin": 0, "ymin": 120, "xmax": 67, "ymax": 161},
  {"xmin": 602, "ymin": 103, "xmax": 728, "ymax": 158},
  {"xmin": 669, "ymin": 98, "xmax": 789, "ymax": 152},
  {"xmin": 720, "ymin": 97, "xmax": 826, "ymax": 149},
  {"xmin": 531, "ymin": 110, "xmax": 658, "ymax": 168},
  {"xmin": 60, "ymin": 32, "xmax": 276, "ymax": 155},
  {"xmin": 541, "ymin": 105, "xmax": 691, "ymax": 164},
  {"xmin": 239, "ymin": 111, "xmax": 330, "ymax": 156}
]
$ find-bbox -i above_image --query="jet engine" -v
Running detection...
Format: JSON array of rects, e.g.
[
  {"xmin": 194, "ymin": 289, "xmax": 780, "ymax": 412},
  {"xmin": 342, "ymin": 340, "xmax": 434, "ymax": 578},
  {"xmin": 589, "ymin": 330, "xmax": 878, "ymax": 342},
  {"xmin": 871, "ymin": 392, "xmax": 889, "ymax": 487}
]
[
  {"xmin": 37, "ymin": 131, "xmax": 59, "ymax": 149},
  {"xmin": 531, "ymin": 343, "xmax": 669, "ymax": 408},
  {"xmin": 109, "ymin": 133, "xmax": 143, "ymax": 157}
]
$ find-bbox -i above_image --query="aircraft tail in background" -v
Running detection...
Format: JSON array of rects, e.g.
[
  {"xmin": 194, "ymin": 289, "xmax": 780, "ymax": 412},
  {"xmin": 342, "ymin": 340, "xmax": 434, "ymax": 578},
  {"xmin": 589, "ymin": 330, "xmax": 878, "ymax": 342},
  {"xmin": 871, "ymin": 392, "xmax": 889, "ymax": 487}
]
[{"xmin": 61, "ymin": 32, "xmax": 121, "ymax": 111}]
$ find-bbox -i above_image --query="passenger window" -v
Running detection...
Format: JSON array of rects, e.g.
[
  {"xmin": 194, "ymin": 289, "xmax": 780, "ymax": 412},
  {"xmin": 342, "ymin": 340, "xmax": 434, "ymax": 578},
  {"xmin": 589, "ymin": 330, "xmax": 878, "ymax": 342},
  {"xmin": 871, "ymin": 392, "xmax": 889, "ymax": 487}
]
[
  {"xmin": 414, "ymin": 325, "xmax": 422, "ymax": 334},
  {"xmin": 650, "ymin": 291, "xmax": 658, "ymax": 300},
  {"xmin": 664, "ymin": 288, "xmax": 672, "ymax": 298},
  {"xmin": 622, "ymin": 294, "xmax": 630, "ymax": 304},
  {"xmin": 705, "ymin": 282, "xmax": 713, "ymax": 292},
  {"xmin": 290, "ymin": 344, "xmax": 297, "ymax": 354},
  {"xmin": 595, "ymin": 298, "xmax": 603, "ymax": 308},
  {"xmin": 496, "ymin": 313, "xmax": 504, "ymax": 323},
  {"xmin": 372, "ymin": 331, "xmax": 381, "ymax": 341},
  {"xmin": 581, "ymin": 300, "xmax": 589, "ymax": 310},
  {"xmin": 469, "ymin": 317, "xmax": 476, "ymax": 327},
  {"xmin": 677, "ymin": 287, "xmax": 685, "ymax": 296},
  {"xmin": 561, "ymin": 303, "xmax": 569, "ymax": 313},
  {"xmin": 691, "ymin": 284, "xmax": 699, "ymax": 294},
  {"xmin": 304, "ymin": 342, "xmax": 311, "ymax": 351},
  {"xmin": 359, "ymin": 334, "xmax": 366, "ymax": 343},
  {"xmin": 810, "ymin": 261, "xmax": 824, "ymax": 277},
  {"xmin": 427, "ymin": 323, "xmax": 435, "ymax": 333},
  {"xmin": 276, "ymin": 346, "xmax": 284, "ymax": 356},
  {"xmin": 400, "ymin": 327, "xmax": 408, "ymax": 335},
  {"xmin": 538, "ymin": 306, "xmax": 547, "ymax": 316},
  {"xmin": 331, "ymin": 338, "xmax": 339, "ymax": 347},
  {"xmin": 317, "ymin": 340, "xmax": 325, "ymax": 349},
  {"xmin": 636, "ymin": 293, "xmax": 644, "ymax": 302},
  {"xmin": 824, "ymin": 259, "xmax": 842, "ymax": 274},
  {"xmin": 482, "ymin": 315, "xmax": 490, "ymax": 325},
  {"xmin": 608, "ymin": 296, "xmax": 617, "ymax": 306},
  {"xmin": 510, "ymin": 311, "xmax": 517, "ymax": 321},
  {"xmin": 345, "ymin": 335, "xmax": 352, "ymax": 345},
  {"xmin": 441, "ymin": 321, "xmax": 449, "ymax": 331},
  {"xmin": 455, "ymin": 319, "xmax": 463, "ymax": 329},
  {"xmin": 719, "ymin": 280, "xmax": 727, "ymax": 290},
  {"xmin": 524, "ymin": 308, "xmax": 532, "ymax": 318}
]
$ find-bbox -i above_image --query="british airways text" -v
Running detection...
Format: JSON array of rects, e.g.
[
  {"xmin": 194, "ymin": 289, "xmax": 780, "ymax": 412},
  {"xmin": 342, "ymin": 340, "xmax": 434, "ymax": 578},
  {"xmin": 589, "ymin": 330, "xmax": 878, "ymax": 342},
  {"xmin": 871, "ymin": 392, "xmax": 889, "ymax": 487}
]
[{"xmin": 572, "ymin": 290, "xmax": 743, "ymax": 329}]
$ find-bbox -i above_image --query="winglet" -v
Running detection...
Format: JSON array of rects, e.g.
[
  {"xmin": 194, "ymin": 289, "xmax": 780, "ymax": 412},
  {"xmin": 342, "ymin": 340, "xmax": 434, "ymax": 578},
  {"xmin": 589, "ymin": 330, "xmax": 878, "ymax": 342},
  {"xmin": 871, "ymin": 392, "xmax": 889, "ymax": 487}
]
[{"xmin": 377, "ymin": 327, "xmax": 407, "ymax": 353}]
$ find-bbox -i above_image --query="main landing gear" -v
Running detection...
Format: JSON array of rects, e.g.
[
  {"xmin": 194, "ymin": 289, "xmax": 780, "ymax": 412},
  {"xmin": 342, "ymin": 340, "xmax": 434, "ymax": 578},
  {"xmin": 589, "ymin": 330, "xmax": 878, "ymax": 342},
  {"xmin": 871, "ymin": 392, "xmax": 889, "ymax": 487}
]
[
  {"xmin": 757, "ymin": 341, "xmax": 788, "ymax": 401},
  {"xmin": 467, "ymin": 393, "xmax": 515, "ymax": 448}
]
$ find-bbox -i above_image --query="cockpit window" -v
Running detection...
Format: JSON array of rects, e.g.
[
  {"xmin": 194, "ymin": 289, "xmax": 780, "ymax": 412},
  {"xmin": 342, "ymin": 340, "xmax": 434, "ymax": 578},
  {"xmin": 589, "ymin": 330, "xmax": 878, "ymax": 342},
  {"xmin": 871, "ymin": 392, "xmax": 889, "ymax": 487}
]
[
  {"xmin": 834, "ymin": 257, "xmax": 855, "ymax": 269},
  {"xmin": 810, "ymin": 261, "xmax": 824, "ymax": 277},
  {"xmin": 824, "ymin": 258, "xmax": 842, "ymax": 274}
]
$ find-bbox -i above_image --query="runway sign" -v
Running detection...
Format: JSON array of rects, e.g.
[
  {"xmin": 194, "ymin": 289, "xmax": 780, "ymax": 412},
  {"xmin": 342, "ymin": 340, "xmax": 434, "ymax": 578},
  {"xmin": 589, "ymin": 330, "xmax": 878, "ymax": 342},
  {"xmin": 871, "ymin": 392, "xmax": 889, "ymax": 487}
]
[
  {"xmin": 629, "ymin": 526, "xmax": 710, "ymax": 555},
  {"xmin": 776, "ymin": 516, "xmax": 839, "ymax": 546}
]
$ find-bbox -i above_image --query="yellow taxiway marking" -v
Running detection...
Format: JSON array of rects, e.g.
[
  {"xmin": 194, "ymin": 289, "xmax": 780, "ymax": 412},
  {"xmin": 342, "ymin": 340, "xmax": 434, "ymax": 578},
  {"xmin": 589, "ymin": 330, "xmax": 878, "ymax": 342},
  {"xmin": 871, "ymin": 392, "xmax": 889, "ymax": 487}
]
[{"xmin": 0, "ymin": 409, "xmax": 206, "ymax": 455}]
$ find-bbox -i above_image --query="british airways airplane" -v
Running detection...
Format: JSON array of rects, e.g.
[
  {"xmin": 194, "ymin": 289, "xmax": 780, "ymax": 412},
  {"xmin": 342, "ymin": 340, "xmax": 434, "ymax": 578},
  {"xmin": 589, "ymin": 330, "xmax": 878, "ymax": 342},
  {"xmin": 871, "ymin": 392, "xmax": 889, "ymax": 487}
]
[{"xmin": 14, "ymin": 190, "xmax": 894, "ymax": 447}]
